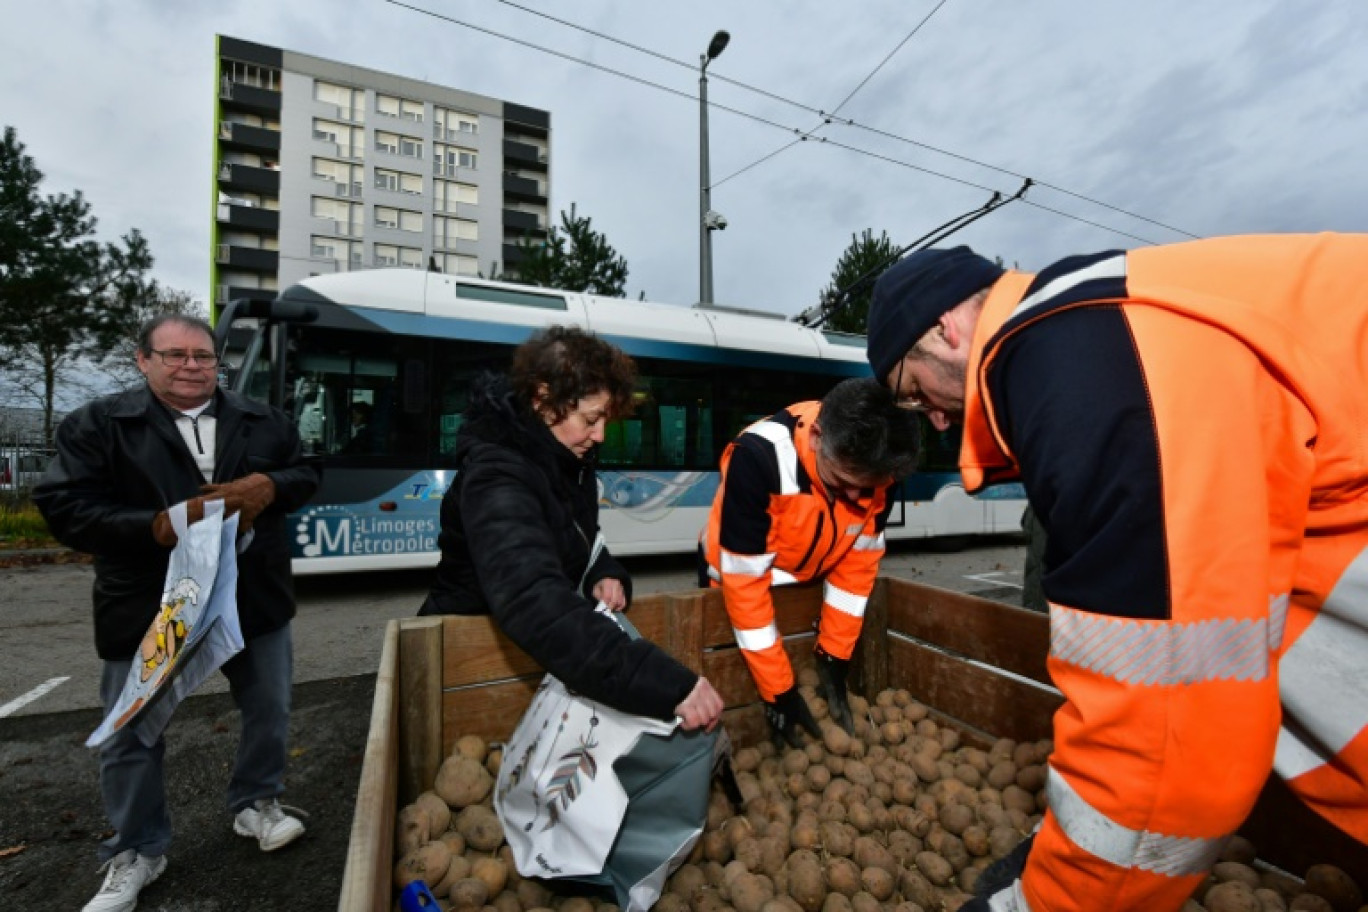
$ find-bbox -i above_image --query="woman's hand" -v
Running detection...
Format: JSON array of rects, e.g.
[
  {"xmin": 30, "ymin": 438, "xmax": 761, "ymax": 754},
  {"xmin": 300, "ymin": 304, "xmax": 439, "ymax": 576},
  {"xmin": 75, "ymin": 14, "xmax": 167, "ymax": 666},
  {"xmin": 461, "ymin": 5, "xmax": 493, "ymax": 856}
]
[
  {"xmin": 592, "ymin": 577, "xmax": 628, "ymax": 611},
  {"xmin": 674, "ymin": 677, "xmax": 724, "ymax": 732}
]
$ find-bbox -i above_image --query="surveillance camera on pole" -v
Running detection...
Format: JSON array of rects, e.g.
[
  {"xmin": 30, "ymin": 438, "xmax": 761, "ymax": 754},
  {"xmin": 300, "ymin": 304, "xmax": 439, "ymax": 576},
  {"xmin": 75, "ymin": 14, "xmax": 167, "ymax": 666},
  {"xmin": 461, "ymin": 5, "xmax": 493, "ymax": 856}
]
[{"xmin": 704, "ymin": 210, "xmax": 728, "ymax": 231}]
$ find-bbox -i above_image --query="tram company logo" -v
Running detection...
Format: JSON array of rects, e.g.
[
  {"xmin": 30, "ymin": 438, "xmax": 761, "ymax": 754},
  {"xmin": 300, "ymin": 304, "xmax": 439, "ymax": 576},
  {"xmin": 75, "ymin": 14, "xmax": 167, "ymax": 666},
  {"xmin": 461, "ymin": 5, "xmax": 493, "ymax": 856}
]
[
  {"xmin": 294, "ymin": 505, "xmax": 439, "ymax": 558},
  {"xmin": 295, "ymin": 505, "xmax": 360, "ymax": 558}
]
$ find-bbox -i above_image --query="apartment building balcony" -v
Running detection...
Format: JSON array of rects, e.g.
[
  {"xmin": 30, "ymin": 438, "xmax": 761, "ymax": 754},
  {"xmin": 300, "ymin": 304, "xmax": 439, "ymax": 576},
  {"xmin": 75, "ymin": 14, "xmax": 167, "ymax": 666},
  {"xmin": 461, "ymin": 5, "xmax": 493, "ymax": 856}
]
[
  {"xmin": 502, "ymin": 243, "xmax": 531, "ymax": 267},
  {"xmin": 219, "ymin": 121, "xmax": 280, "ymax": 153},
  {"xmin": 503, "ymin": 139, "xmax": 547, "ymax": 172},
  {"xmin": 218, "ymin": 162, "xmax": 280, "ymax": 194},
  {"xmin": 219, "ymin": 77, "xmax": 281, "ymax": 116},
  {"xmin": 215, "ymin": 244, "xmax": 278, "ymax": 273},
  {"xmin": 502, "ymin": 173, "xmax": 547, "ymax": 204},
  {"xmin": 502, "ymin": 209, "xmax": 547, "ymax": 236},
  {"xmin": 216, "ymin": 284, "xmax": 275, "ymax": 306},
  {"xmin": 217, "ymin": 203, "xmax": 279, "ymax": 232}
]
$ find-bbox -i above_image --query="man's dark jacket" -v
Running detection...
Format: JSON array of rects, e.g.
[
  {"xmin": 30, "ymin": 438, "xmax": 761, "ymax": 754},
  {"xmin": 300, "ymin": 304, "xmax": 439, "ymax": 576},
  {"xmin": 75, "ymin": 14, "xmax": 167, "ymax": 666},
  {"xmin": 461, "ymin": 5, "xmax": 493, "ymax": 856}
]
[
  {"xmin": 419, "ymin": 374, "xmax": 696, "ymax": 721},
  {"xmin": 34, "ymin": 385, "xmax": 320, "ymax": 660}
]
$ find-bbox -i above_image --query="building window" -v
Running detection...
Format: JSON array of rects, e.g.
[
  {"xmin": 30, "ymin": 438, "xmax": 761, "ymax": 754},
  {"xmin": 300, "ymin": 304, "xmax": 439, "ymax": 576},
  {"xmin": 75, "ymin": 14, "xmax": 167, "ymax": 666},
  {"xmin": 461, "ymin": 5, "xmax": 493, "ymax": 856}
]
[
  {"xmin": 313, "ymin": 158, "xmax": 363, "ymax": 197},
  {"xmin": 434, "ymin": 143, "xmax": 477, "ymax": 177},
  {"xmin": 314, "ymin": 119, "xmax": 364, "ymax": 158},
  {"xmin": 434, "ymin": 215, "xmax": 479, "ymax": 247},
  {"xmin": 375, "ymin": 207, "xmax": 422, "ymax": 232},
  {"xmin": 435, "ymin": 252, "xmax": 480, "ymax": 276},
  {"xmin": 311, "ymin": 197, "xmax": 362, "ymax": 236},
  {"xmin": 434, "ymin": 107, "xmax": 479, "ymax": 141},
  {"xmin": 377, "ymin": 94, "xmax": 424, "ymax": 122},
  {"xmin": 315, "ymin": 81, "xmax": 364, "ymax": 121},
  {"xmin": 311, "ymin": 236, "xmax": 364, "ymax": 268},
  {"xmin": 375, "ymin": 243, "xmax": 424, "ymax": 269},
  {"xmin": 435, "ymin": 179, "xmax": 478, "ymax": 212},
  {"xmin": 374, "ymin": 168, "xmax": 422, "ymax": 194},
  {"xmin": 378, "ymin": 132, "xmax": 422, "ymax": 159}
]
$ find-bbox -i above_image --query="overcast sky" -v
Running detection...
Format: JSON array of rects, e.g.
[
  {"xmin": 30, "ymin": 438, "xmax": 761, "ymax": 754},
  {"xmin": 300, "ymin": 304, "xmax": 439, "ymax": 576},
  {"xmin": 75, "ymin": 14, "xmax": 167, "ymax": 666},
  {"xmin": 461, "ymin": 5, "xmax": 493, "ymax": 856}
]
[{"xmin": 4, "ymin": 0, "xmax": 1367, "ymax": 317}]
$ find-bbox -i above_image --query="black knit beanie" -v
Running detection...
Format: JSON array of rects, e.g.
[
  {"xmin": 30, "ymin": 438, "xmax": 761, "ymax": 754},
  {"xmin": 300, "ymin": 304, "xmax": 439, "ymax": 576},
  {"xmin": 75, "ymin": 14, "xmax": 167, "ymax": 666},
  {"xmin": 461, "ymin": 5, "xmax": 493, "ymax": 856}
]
[{"xmin": 865, "ymin": 246, "xmax": 1005, "ymax": 382}]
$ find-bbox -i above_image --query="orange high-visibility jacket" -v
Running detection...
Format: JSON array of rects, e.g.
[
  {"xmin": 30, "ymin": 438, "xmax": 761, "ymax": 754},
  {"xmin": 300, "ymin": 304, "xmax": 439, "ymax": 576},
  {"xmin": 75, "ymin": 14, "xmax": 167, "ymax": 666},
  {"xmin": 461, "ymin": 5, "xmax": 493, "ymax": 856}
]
[
  {"xmin": 956, "ymin": 234, "xmax": 1368, "ymax": 912},
  {"xmin": 702, "ymin": 401, "xmax": 892, "ymax": 701}
]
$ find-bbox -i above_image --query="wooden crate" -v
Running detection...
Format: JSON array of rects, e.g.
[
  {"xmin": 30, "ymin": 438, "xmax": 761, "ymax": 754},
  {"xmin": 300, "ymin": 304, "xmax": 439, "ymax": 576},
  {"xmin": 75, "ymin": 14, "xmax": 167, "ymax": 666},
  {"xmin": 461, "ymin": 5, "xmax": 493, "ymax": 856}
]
[{"xmin": 338, "ymin": 579, "xmax": 1368, "ymax": 910}]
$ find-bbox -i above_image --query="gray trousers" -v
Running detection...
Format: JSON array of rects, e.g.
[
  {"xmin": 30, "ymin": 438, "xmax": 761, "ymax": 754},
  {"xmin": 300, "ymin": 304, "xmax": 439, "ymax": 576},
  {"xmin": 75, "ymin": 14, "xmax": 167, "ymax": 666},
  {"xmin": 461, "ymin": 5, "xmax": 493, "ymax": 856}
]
[{"xmin": 96, "ymin": 623, "xmax": 293, "ymax": 861}]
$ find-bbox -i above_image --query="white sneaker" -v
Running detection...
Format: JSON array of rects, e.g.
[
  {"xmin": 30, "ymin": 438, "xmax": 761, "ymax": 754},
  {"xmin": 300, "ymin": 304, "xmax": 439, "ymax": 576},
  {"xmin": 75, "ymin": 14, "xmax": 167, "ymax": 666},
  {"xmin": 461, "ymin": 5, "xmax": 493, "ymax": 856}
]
[
  {"xmin": 83, "ymin": 849, "xmax": 167, "ymax": 912},
  {"xmin": 233, "ymin": 798, "xmax": 307, "ymax": 851}
]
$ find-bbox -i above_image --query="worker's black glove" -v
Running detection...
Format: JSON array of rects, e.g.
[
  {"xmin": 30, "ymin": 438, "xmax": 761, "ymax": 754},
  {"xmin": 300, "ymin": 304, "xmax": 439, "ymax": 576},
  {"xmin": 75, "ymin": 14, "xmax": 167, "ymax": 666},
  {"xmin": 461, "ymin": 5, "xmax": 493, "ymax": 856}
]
[
  {"xmin": 815, "ymin": 646, "xmax": 854, "ymax": 734},
  {"xmin": 964, "ymin": 833, "xmax": 1034, "ymax": 910},
  {"xmin": 764, "ymin": 686, "xmax": 820, "ymax": 749}
]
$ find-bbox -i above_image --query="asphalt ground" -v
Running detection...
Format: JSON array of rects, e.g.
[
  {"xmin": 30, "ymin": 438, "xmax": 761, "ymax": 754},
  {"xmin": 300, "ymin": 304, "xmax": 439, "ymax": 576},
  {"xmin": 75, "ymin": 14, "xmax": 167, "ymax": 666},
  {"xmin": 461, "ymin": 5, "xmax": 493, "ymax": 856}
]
[{"xmin": 0, "ymin": 537, "xmax": 1027, "ymax": 910}]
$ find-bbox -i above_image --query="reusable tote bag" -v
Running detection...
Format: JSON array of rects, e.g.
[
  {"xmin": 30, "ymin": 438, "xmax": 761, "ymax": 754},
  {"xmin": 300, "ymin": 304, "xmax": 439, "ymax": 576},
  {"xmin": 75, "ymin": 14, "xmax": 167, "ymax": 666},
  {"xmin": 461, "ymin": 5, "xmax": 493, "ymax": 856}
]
[
  {"xmin": 494, "ymin": 609, "xmax": 727, "ymax": 912},
  {"xmin": 87, "ymin": 498, "xmax": 245, "ymax": 749}
]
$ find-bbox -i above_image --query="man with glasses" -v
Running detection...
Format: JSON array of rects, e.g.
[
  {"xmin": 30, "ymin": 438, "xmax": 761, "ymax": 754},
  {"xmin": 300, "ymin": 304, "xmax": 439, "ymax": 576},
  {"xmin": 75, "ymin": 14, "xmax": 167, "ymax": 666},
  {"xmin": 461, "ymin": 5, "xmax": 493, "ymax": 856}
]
[
  {"xmin": 865, "ymin": 239, "xmax": 1368, "ymax": 912},
  {"xmin": 35, "ymin": 314, "xmax": 319, "ymax": 912},
  {"xmin": 699, "ymin": 378, "xmax": 919, "ymax": 746}
]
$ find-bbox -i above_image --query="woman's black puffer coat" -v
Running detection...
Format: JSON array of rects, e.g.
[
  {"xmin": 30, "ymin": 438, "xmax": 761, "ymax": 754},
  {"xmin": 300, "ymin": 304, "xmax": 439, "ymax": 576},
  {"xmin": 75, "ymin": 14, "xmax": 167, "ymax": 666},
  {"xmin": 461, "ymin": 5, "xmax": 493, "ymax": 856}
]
[{"xmin": 419, "ymin": 374, "xmax": 697, "ymax": 720}]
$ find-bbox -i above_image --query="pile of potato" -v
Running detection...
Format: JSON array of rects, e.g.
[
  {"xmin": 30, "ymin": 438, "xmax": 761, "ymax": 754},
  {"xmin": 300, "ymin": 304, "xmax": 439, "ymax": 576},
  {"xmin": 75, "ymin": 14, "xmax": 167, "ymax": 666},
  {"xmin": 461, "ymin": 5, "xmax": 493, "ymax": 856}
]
[
  {"xmin": 1183, "ymin": 843, "xmax": 1364, "ymax": 912},
  {"xmin": 392, "ymin": 670, "xmax": 1363, "ymax": 912}
]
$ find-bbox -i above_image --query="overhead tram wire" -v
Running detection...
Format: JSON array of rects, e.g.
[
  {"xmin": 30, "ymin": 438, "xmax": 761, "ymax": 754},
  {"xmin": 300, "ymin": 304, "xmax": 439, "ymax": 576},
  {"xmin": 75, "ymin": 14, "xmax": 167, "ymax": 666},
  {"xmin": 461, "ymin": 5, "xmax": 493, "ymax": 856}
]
[
  {"xmin": 384, "ymin": 0, "xmax": 1169, "ymax": 246},
  {"xmin": 481, "ymin": 0, "xmax": 1196, "ymax": 239},
  {"xmin": 795, "ymin": 180, "xmax": 1033, "ymax": 329},
  {"xmin": 712, "ymin": 0, "xmax": 951, "ymax": 190}
]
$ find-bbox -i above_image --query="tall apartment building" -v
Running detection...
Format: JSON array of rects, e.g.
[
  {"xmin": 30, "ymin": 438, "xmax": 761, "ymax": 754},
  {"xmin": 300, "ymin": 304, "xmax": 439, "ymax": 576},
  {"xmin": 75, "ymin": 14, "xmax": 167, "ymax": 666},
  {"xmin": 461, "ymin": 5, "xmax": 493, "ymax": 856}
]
[{"xmin": 212, "ymin": 35, "xmax": 551, "ymax": 320}]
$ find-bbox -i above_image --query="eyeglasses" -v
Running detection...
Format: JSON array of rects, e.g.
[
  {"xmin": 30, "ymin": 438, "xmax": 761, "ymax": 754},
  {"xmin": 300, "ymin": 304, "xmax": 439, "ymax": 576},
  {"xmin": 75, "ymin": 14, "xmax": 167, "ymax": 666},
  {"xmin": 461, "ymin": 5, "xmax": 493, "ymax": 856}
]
[
  {"xmin": 149, "ymin": 348, "xmax": 220, "ymax": 368},
  {"xmin": 892, "ymin": 357, "xmax": 928, "ymax": 412}
]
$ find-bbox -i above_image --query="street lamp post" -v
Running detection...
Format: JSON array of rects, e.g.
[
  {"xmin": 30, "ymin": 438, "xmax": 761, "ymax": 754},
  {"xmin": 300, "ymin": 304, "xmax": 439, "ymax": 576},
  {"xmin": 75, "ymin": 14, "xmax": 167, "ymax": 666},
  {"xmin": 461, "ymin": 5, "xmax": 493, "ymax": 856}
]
[{"xmin": 699, "ymin": 29, "xmax": 730, "ymax": 306}]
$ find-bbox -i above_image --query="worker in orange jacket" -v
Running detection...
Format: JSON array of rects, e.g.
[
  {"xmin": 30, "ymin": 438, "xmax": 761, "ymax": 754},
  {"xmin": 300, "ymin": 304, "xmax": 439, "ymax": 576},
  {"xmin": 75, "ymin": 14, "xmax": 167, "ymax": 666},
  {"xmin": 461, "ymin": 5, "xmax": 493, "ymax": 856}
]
[
  {"xmin": 865, "ymin": 236, "xmax": 1368, "ymax": 912},
  {"xmin": 701, "ymin": 377, "xmax": 919, "ymax": 746}
]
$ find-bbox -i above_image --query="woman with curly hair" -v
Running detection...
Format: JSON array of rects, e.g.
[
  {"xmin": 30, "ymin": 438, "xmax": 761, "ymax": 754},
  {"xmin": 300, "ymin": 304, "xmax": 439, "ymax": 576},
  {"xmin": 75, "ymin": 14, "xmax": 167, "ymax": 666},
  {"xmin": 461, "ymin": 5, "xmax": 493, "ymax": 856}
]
[{"xmin": 419, "ymin": 326, "xmax": 723, "ymax": 730}]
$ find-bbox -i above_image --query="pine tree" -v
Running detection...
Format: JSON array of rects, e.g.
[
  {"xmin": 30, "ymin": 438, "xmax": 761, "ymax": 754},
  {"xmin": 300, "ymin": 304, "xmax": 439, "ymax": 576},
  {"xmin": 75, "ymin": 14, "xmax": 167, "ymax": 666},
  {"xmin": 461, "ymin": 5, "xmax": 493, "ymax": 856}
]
[
  {"xmin": 512, "ymin": 203, "xmax": 629, "ymax": 297},
  {"xmin": 818, "ymin": 229, "xmax": 901, "ymax": 335},
  {"xmin": 0, "ymin": 126, "xmax": 155, "ymax": 442}
]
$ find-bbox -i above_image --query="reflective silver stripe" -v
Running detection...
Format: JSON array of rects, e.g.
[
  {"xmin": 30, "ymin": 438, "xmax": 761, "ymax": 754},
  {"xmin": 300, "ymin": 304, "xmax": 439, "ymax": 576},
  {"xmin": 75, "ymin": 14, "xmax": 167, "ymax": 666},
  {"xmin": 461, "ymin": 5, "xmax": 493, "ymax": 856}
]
[
  {"xmin": 1050, "ymin": 605, "xmax": 1269, "ymax": 686},
  {"xmin": 1049, "ymin": 768, "xmax": 1227, "ymax": 876},
  {"xmin": 733, "ymin": 623, "xmax": 779, "ymax": 651},
  {"xmin": 853, "ymin": 532, "xmax": 885, "ymax": 552},
  {"xmin": 721, "ymin": 549, "xmax": 776, "ymax": 577},
  {"xmin": 771, "ymin": 568, "xmax": 799, "ymax": 586},
  {"xmin": 824, "ymin": 582, "xmax": 868, "ymax": 618},
  {"xmin": 748, "ymin": 421, "xmax": 801, "ymax": 494},
  {"xmin": 1268, "ymin": 593, "xmax": 1289, "ymax": 651},
  {"xmin": 1011, "ymin": 254, "xmax": 1128, "ymax": 320},
  {"xmin": 1275, "ymin": 544, "xmax": 1368, "ymax": 780}
]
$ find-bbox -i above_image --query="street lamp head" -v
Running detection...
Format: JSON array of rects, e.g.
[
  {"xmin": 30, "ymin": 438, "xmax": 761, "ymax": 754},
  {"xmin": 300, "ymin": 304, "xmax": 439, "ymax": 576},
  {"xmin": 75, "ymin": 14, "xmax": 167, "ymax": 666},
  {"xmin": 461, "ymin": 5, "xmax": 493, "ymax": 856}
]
[{"xmin": 706, "ymin": 30, "xmax": 731, "ymax": 61}]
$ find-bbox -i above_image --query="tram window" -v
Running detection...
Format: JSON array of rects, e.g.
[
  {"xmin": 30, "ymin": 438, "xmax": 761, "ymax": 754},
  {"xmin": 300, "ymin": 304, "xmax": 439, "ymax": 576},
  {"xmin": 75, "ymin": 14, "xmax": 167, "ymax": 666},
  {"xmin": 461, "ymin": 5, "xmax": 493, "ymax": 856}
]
[
  {"xmin": 919, "ymin": 420, "xmax": 961, "ymax": 472},
  {"xmin": 430, "ymin": 337, "xmax": 511, "ymax": 458},
  {"xmin": 714, "ymin": 369, "xmax": 842, "ymax": 444},
  {"xmin": 603, "ymin": 369, "xmax": 713, "ymax": 469},
  {"xmin": 285, "ymin": 327, "xmax": 429, "ymax": 460}
]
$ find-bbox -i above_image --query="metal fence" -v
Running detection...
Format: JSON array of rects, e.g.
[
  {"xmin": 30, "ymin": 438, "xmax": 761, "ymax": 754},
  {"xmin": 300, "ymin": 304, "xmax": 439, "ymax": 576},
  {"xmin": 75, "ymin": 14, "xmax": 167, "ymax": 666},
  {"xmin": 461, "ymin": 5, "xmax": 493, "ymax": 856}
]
[{"xmin": 0, "ymin": 429, "xmax": 55, "ymax": 495}]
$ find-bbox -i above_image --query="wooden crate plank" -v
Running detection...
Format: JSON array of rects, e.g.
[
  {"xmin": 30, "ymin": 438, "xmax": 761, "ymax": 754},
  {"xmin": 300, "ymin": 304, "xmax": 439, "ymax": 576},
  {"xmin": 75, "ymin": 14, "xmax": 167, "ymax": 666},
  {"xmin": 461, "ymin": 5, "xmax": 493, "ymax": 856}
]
[
  {"xmin": 699, "ymin": 583, "xmax": 824, "ymax": 647},
  {"xmin": 441, "ymin": 616, "xmax": 538, "ymax": 687},
  {"xmin": 885, "ymin": 578, "xmax": 1052, "ymax": 685},
  {"xmin": 849, "ymin": 577, "xmax": 889, "ymax": 698},
  {"xmin": 339, "ymin": 619, "xmax": 401, "ymax": 912},
  {"xmin": 1239, "ymin": 771, "xmax": 1368, "ymax": 877},
  {"xmin": 702, "ymin": 636, "xmax": 818, "ymax": 708},
  {"xmin": 398, "ymin": 618, "xmax": 444, "ymax": 807},
  {"xmin": 889, "ymin": 636, "xmax": 1062, "ymax": 743},
  {"xmin": 440, "ymin": 601, "xmax": 679, "ymax": 689},
  {"xmin": 663, "ymin": 592, "xmax": 707, "ymax": 674},
  {"xmin": 441, "ymin": 677, "xmax": 543, "ymax": 748}
]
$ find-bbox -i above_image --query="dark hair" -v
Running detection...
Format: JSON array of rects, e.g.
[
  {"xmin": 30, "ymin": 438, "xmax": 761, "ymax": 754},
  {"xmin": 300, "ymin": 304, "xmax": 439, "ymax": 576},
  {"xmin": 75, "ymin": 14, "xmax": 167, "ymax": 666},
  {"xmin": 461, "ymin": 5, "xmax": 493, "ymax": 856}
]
[
  {"xmin": 137, "ymin": 314, "xmax": 215, "ymax": 356},
  {"xmin": 509, "ymin": 325, "xmax": 637, "ymax": 422},
  {"xmin": 817, "ymin": 378, "xmax": 921, "ymax": 479}
]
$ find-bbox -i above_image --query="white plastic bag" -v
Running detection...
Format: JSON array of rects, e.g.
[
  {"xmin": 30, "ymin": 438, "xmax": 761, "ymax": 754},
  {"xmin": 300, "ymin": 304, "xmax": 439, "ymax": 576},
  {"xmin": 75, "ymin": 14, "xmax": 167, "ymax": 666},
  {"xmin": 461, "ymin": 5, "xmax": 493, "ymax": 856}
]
[
  {"xmin": 87, "ymin": 499, "xmax": 244, "ymax": 749},
  {"xmin": 495, "ymin": 611, "xmax": 725, "ymax": 912}
]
